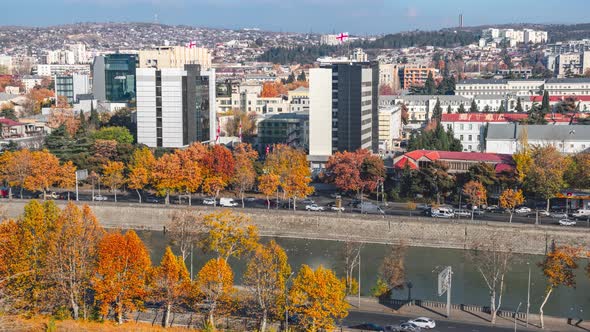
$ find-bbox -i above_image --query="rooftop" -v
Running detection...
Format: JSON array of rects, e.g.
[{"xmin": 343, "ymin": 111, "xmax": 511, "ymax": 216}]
[{"xmin": 487, "ymin": 123, "xmax": 590, "ymax": 141}]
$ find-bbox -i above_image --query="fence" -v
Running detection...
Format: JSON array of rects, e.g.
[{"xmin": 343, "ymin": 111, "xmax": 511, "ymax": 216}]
[{"xmin": 380, "ymin": 298, "xmax": 527, "ymax": 319}]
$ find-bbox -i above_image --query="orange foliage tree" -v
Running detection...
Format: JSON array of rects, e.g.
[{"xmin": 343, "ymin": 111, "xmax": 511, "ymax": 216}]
[
  {"xmin": 0, "ymin": 149, "xmax": 33, "ymax": 198},
  {"xmin": 195, "ymin": 258, "xmax": 235, "ymax": 329},
  {"xmin": 102, "ymin": 161, "xmax": 125, "ymax": 202},
  {"xmin": 57, "ymin": 161, "xmax": 77, "ymax": 200},
  {"xmin": 200, "ymin": 210, "xmax": 259, "ymax": 262},
  {"xmin": 151, "ymin": 153, "xmax": 182, "ymax": 205},
  {"xmin": 23, "ymin": 150, "xmax": 62, "ymax": 199},
  {"xmin": 260, "ymin": 82, "xmax": 280, "ymax": 98},
  {"xmin": 288, "ymin": 265, "xmax": 349, "ymax": 331},
  {"xmin": 127, "ymin": 147, "xmax": 155, "ymax": 203},
  {"xmin": 152, "ymin": 247, "xmax": 191, "ymax": 328},
  {"xmin": 462, "ymin": 180, "xmax": 487, "ymax": 217},
  {"xmin": 93, "ymin": 230, "xmax": 151, "ymax": 324},
  {"xmin": 232, "ymin": 143, "xmax": 258, "ymax": 207},
  {"xmin": 257, "ymin": 173, "xmax": 280, "ymax": 209},
  {"xmin": 47, "ymin": 108, "xmax": 80, "ymax": 136},
  {"xmin": 175, "ymin": 149, "xmax": 202, "ymax": 205},
  {"xmin": 499, "ymin": 189, "xmax": 525, "ymax": 223}
]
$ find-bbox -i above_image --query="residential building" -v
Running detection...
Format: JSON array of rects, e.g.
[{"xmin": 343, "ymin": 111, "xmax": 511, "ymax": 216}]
[
  {"xmin": 380, "ymin": 95, "xmax": 470, "ymax": 124},
  {"xmin": 351, "ymin": 48, "xmax": 368, "ymax": 62},
  {"xmin": 544, "ymin": 77, "xmax": 590, "ymax": 96},
  {"xmin": 46, "ymin": 49, "xmax": 75, "ymax": 65},
  {"xmin": 393, "ymin": 150, "xmax": 514, "ymax": 174},
  {"xmin": 524, "ymin": 29, "xmax": 548, "ymax": 44},
  {"xmin": 92, "ymin": 54, "xmax": 138, "ymax": 103},
  {"xmin": 554, "ymin": 52, "xmax": 590, "ymax": 77},
  {"xmin": 399, "ymin": 66, "xmax": 437, "ymax": 90},
  {"xmin": 486, "ymin": 123, "xmax": 590, "ymax": 154},
  {"xmin": 288, "ymin": 87, "xmax": 309, "ymax": 113},
  {"xmin": 455, "ymin": 79, "xmax": 545, "ymax": 99},
  {"xmin": 34, "ymin": 64, "xmax": 91, "ymax": 77},
  {"xmin": 257, "ymin": 111, "xmax": 309, "ymax": 152},
  {"xmin": 378, "ymin": 105, "xmax": 403, "ymax": 152},
  {"xmin": 0, "ymin": 118, "xmax": 47, "ymax": 151},
  {"xmin": 136, "ymin": 64, "xmax": 216, "ymax": 148},
  {"xmin": 0, "ymin": 55, "xmax": 13, "ymax": 72},
  {"xmin": 138, "ymin": 45, "xmax": 212, "ymax": 69},
  {"xmin": 21, "ymin": 75, "xmax": 44, "ymax": 92},
  {"xmin": 55, "ymin": 74, "xmax": 91, "ymax": 104},
  {"xmin": 320, "ymin": 34, "xmax": 340, "ymax": 46},
  {"xmin": 379, "ymin": 63, "xmax": 401, "ymax": 92},
  {"xmin": 308, "ymin": 61, "xmax": 379, "ymax": 168}
]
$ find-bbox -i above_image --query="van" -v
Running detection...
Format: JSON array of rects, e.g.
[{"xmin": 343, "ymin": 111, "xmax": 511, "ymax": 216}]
[
  {"xmin": 359, "ymin": 202, "xmax": 385, "ymax": 215},
  {"xmin": 431, "ymin": 207, "xmax": 455, "ymax": 218},
  {"xmin": 219, "ymin": 197, "xmax": 238, "ymax": 207},
  {"xmin": 572, "ymin": 209, "xmax": 590, "ymax": 219}
]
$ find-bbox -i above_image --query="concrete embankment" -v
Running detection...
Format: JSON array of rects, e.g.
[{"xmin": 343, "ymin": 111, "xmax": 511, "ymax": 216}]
[{"xmin": 2, "ymin": 200, "xmax": 589, "ymax": 255}]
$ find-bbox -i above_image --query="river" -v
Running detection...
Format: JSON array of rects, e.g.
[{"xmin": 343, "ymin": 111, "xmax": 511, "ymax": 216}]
[{"xmin": 135, "ymin": 230, "xmax": 590, "ymax": 319}]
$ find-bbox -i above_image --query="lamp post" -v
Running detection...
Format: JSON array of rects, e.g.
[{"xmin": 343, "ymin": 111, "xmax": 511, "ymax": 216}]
[
  {"xmin": 526, "ymin": 262, "xmax": 531, "ymax": 327},
  {"xmin": 285, "ymin": 272, "xmax": 295, "ymax": 332},
  {"xmin": 515, "ymin": 302, "xmax": 522, "ymax": 332}
]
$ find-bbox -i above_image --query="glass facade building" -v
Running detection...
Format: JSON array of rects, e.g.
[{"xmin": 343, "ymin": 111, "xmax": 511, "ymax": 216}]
[{"xmin": 92, "ymin": 54, "xmax": 137, "ymax": 103}]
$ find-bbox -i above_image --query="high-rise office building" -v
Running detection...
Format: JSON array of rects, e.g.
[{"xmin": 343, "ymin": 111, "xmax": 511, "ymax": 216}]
[
  {"xmin": 308, "ymin": 61, "xmax": 379, "ymax": 168},
  {"xmin": 92, "ymin": 54, "xmax": 138, "ymax": 103},
  {"xmin": 136, "ymin": 64, "xmax": 216, "ymax": 148}
]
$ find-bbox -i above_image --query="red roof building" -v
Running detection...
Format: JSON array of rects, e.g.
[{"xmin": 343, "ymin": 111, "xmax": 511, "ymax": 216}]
[{"xmin": 393, "ymin": 150, "xmax": 514, "ymax": 174}]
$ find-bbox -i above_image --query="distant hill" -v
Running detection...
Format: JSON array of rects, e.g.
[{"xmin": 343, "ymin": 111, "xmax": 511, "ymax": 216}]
[{"xmin": 360, "ymin": 30, "xmax": 479, "ymax": 49}]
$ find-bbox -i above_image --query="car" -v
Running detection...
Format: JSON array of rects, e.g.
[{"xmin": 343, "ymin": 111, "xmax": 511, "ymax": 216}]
[
  {"xmin": 327, "ymin": 203, "xmax": 345, "ymax": 212},
  {"xmin": 93, "ymin": 195, "xmax": 108, "ymax": 201},
  {"xmin": 203, "ymin": 198, "xmax": 216, "ymax": 205},
  {"xmin": 431, "ymin": 207, "xmax": 454, "ymax": 218},
  {"xmin": 515, "ymin": 206, "xmax": 532, "ymax": 214},
  {"xmin": 301, "ymin": 198, "xmax": 315, "ymax": 205},
  {"xmin": 220, "ymin": 197, "xmax": 239, "ymax": 207},
  {"xmin": 350, "ymin": 323, "xmax": 384, "ymax": 331},
  {"xmin": 486, "ymin": 205, "xmax": 499, "ymax": 211},
  {"xmin": 305, "ymin": 204, "xmax": 324, "ymax": 212},
  {"xmin": 550, "ymin": 211, "xmax": 568, "ymax": 219},
  {"xmin": 572, "ymin": 209, "xmax": 590, "ymax": 219},
  {"xmin": 472, "ymin": 208, "xmax": 485, "ymax": 216},
  {"xmin": 244, "ymin": 196, "xmax": 257, "ymax": 202},
  {"xmin": 407, "ymin": 317, "xmax": 435, "ymax": 329},
  {"xmin": 398, "ymin": 322, "xmax": 421, "ymax": 332},
  {"xmin": 454, "ymin": 209, "xmax": 471, "ymax": 217},
  {"xmin": 146, "ymin": 197, "xmax": 159, "ymax": 204},
  {"xmin": 38, "ymin": 191, "xmax": 59, "ymax": 199},
  {"xmin": 58, "ymin": 191, "xmax": 75, "ymax": 200},
  {"xmin": 537, "ymin": 210, "xmax": 550, "ymax": 217},
  {"xmin": 559, "ymin": 218, "xmax": 576, "ymax": 226}
]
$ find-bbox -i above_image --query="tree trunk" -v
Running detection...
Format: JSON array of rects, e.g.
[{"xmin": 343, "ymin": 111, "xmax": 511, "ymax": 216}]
[
  {"xmin": 293, "ymin": 197, "xmax": 297, "ymax": 211},
  {"xmin": 136, "ymin": 189, "xmax": 142, "ymax": 203},
  {"xmin": 260, "ymin": 310, "xmax": 268, "ymax": 332},
  {"xmin": 189, "ymin": 193, "xmax": 192, "ymax": 206},
  {"xmin": 241, "ymin": 191, "xmax": 245, "ymax": 208},
  {"xmin": 490, "ymin": 290, "xmax": 497, "ymax": 324},
  {"xmin": 546, "ymin": 198, "xmax": 550, "ymax": 212},
  {"xmin": 114, "ymin": 189, "xmax": 117, "ymax": 202},
  {"xmin": 19, "ymin": 187, "xmax": 23, "ymax": 199},
  {"xmin": 266, "ymin": 197, "xmax": 270, "ymax": 210},
  {"xmin": 208, "ymin": 312, "xmax": 215, "ymax": 330},
  {"xmin": 509, "ymin": 212, "xmax": 513, "ymax": 223},
  {"xmin": 539, "ymin": 287, "xmax": 553, "ymax": 329},
  {"xmin": 163, "ymin": 303, "xmax": 171, "ymax": 327},
  {"xmin": 165, "ymin": 191, "xmax": 170, "ymax": 205},
  {"xmin": 71, "ymin": 293, "xmax": 79, "ymax": 320},
  {"xmin": 117, "ymin": 301, "xmax": 123, "ymax": 324}
]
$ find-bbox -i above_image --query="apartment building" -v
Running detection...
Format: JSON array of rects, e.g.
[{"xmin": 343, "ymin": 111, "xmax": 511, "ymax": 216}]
[
  {"xmin": 380, "ymin": 95, "xmax": 470, "ymax": 124},
  {"xmin": 138, "ymin": 45, "xmax": 212, "ymax": 70},
  {"xmin": 399, "ymin": 66, "xmax": 437, "ymax": 90}
]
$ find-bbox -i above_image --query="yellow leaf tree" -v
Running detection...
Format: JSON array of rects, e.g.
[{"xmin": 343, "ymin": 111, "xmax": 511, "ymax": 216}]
[
  {"xmin": 200, "ymin": 210, "xmax": 259, "ymax": 262},
  {"xmin": 23, "ymin": 150, "xmax": 61, "ymax": 199},
  {"xmin": 151, "ymin": 153, "xmax": 182, "ymax": 205},
  {"xmin": 265, "ymin": 145, "xmax": 313, "ymax": 210},
  {"xmin": 176, "ymin": 149, "xmax": 202, "ymax": 206},
  {"xmin": 258, "ymin": 173, "xmax": 280, "ymax": 209},
  {"xmin": 244, "ymin": 241, "xmax": 292, "ymax": 332},
  {"xmin": 57, "ymin": 161, "xmax": 77, "ymax": 200},
  {"xmin": 232, "ymin": 143, "xmax": 258, "ymax": 208},
  {"xmin": 0, "ymin": 150, "xmax": 34, "ymax": 198},
  {"xmin": 127, "ymin": 147, "xmax": 155, "ymax": 203},
  {"xmin": 288, "ymin": 265, "xmax": 349, "ymax": 331},
  {"xmin": 152, "ymin": 247, "xmax": 191, "ymax": 328},
  {"xmin": 102, "ymin": 161, "xmax": 125, "ymax": 202},
  {"xmin": 195, "ymin": 258, "xmax": 235, "ymax": 329},
  {"xmin": 93, "ymin": 230, "xmax": 151, "ymax": 324},
  {"xmin": 499, "ymin": 189, "xmax": 525, "ymax": 223},
  {"xmin": 463, "ymin": 180, "xmax": 487, "ymax": 219}
]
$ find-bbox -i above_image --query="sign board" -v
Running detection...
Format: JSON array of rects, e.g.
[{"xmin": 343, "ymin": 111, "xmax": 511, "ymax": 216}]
[
  {"xmin": 438, "ymin": 266, "xmax": 451, "ymax": 296},
  {"xmin": 76, "ymin": 169, "xmax": 88, "ymax": 181}
]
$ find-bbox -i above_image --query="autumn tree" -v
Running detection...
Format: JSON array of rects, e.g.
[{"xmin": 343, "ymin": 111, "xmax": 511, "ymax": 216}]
[
  {"xmin": 260, "ymin": 82, "xmax": 280, "ymax": 97},
  {"xmin": 538, "ymin": 244, "xmax": 581, "ymax": 328},
  {"xmin": 225, "ymin": 110, "xmax": 257, "ymax": 138},
  {"xmin": 166, "ymin": 209, "xmax": 204, "ymax": 262},
  {"xmin": 47, "ymin": 108, "xmax": 80, "ymax": 136},
  {"xmin": 175, "ymin": 149, "xmax": 202, "ymax": 205},
  {"xmin": 232, "ymin": 143, "xmax": 258, "ymax": 207},
  {"xmin": 289, "ymin": 265, "xmax": 349, "ymax": 331},
  {"xmin": 499, "ymin": 189, "xmax": 525, "ymax": 223},
  {"xmin": 525, "ymin": 146, "xmax": 570, "ymax": 211},
  {"xmin": 373, "ymin": 244, "xmax": 406, "ymax": 299},
  {"xmin": 258, "ymin": 173, "xmax": 280, "ymax": 209},
  {"xmin": 47, "ymin": 203, "xmax": 104, "ymax": 320},
  {"xmin": 127, "ymin": 147, "xmax": 155, "ymax": 203},
  {"xmin": 467, "ymin": 236, "xmax": 513, "ymax": 324},
  {"xmin": 57, "ymin": 161, "xmax": 77, "ymax": 200},
  {"xmin": 463, "ymin": 181, "xmax": 487, "ymax": 219},
  {"xmin": 93, "ymin": 230, "xmax": 151, "ymax": 324},
  {"xmin": 265, "ymin": 145, "xmax": 313, "ymax": 210},
  {"xmin": 244, "ymin": 241, "xmax": 291, "ymax": 332},
  {"xmin": 565, "ymin": 152, "xmax": 590, "ymax": 189},
  {"xmin": 341, "ymin": 240, "xmax": 362, "ymax": 296},
  {"xmin": 23, "ymin": 150, "xmax": 62, "ymax": 199},
  {"xmin": 202, "ymin": 176, "xmax": 225, "ymax": 205},
  {"xmin": 102, "ymin": 161, "xmax": 125, "ymax": 202},
  {"xmin": 195, "ymin": 258, "xmax": 235, "ymax": 329},
  {"xmin": 152, "ymin": 153, "xmax": 182, "ymax": 205},
  {"xmin": 152, "ymin": 247, "xmax": 191, "ymax": 328},
  {"xmin": 200, "ymin": 210, "xmax": 259, "ymax": 262},
  {"xmin": 0, "ymin": 149, "xmax": 33, "ymax": 198}
]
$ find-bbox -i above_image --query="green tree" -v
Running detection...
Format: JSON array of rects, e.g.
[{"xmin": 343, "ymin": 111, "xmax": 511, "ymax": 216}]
[
  {"xmin": 418, "ymin": 161, "xmax": 455, "ymax": 204},
  {"xmin": 90, "ymin": 126, "xmax": 134, "ymax": 144},
  {"xmin": 515, "ymin": 98, "xmax": 524, "ymax": 112},
  {"xmin": 469, "ymin": 99, "xmax": 479, "ymax": 113},
  {"xmin": 431, "ymin": 99, "xmax": 442, "ymax": 122},
  {"xmin": 541, "ymin": 90, "xmax": 551, "ymax": 113},
  {"xmin": 458, "ymin": 103, "xmax": 466, "ymax": 113},
  {"xmin": 297, "ymin": 71, "xmax": 306, "ymax": 82},
  {"xmin": 498, "ymin": 102, "xmax": 506, "ymax": 113},
  {"xmin": 424, "ymin": 71, "xmax": 436, "ymax": 95},
  {"xmin": 466, "ymin": 162, "xmax": 497, "ymax": 191}
]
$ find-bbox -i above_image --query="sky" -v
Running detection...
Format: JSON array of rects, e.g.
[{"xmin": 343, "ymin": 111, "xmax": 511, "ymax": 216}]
[{"xmin": 3, "ymin": 0, "xmax": 590, "ymax": 35}]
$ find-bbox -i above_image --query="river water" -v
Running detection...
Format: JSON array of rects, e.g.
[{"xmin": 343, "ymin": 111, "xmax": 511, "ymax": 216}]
[{"xmin": 135, "ymin": 230, "xmax": 589, "ymax": 319}]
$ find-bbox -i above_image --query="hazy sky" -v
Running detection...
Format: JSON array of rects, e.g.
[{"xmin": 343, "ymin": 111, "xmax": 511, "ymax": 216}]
[{"xmin": 3, "ymin": 0, "xmax": 590, "ymax": 34}]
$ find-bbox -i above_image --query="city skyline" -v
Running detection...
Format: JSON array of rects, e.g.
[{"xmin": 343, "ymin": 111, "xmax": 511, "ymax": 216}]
[{"xmin": 2, "ymin": 0, "xmax": 590, "ymax": 34}]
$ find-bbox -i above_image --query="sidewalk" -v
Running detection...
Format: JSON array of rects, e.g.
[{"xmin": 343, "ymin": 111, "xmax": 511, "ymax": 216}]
[{"xmin": 346, "ymin": 296, "xmax": 590, "ymax": 332}]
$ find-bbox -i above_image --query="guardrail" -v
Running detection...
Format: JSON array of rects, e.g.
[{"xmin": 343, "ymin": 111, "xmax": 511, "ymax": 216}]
[{"xmin": 380, "ymin": 298, "xmax": 527, "ymax": 319}]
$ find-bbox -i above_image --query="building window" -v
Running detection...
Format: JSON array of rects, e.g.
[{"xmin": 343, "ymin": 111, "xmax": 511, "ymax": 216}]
[
  {"xmin": 460, "ymin": 124, "xmax": 464, "ymax": 130},
  {"xmin": 460, "ymin": 135, "xmax": 464, "ymax": 140},
  {"xmin": 468, "ymin": 135, "xmax": 472, "ymax": 141}
]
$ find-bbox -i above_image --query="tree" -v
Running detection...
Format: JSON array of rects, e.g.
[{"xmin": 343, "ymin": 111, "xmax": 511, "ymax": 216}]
[
  {"xmin": 200, "ymin": 210, "xmax": 259, "ymax": 262},
  {"xmin": 297, "ymin": 71, "xmax": 307, "ymax": 82},
  {"xmin": 340, "ymin": 240, "xmax": 362, "ymax": 296},
  {"xmin": 515, "ymin": 97, "xmax": 524, "ymax": 112},
  {"xmin": 195, "ymin": 258, "xmax": 235, "ymax": 329},
  {"xmin": 418, "ymin": 161, "xmax": 455, "ymax": 204},
  {"xmin": 202, "ymin": 176, "xmax": 226, "ymax": 205},
  {"xmin": 538, "ymin": 244, "xmax": 581, "ymax": 328},
  {"xmin": 406, "ymin": 122, "xmax": 462, "ymax": 152},
  {"xmin": 458, "ymin": 103, "xmax": 466, "ymax": 113},
  {"xmin": 175, "ymin": 149, "xmax": 202, "ymax": 206},
  {"xmin": 23, "ymin": 150, "xmax": 62, "ymax": 199},
  {"xmin": 152, "ymin": 247, "xmax": 191, "ymax": 328},
  {"xmin": 91, "ymin": 126, "xmax": 134, "ymax": 144},
  {"xmin": 258, "ymin": 173, "xmax": 280, "ymax": 209},
  {"xmin": 244, "ymin": 241, "xmax": 291, "ymax": 332},
  {"xmin": 288, "ymin": 265, "xmax": 349, "ymax": 331},
  {"xmin": 541, "ymin": 90, "xmax": 551, "ymax": 114},
  {"xmin": 469, "ymin": 99, "xmax": 479, "ymax": 113},
  {"xmin": 0, "ymin": 149, "xmax": 33, "ymax": 199},
  {"xmin": 466, "ymin": 162, "xmax": 497, "ymax": 191},
  {"xmin": 525, "ymin": 146, "xmax": 570, "ymax": 211},
  {"xmin": 565, "ymin": 152, "xmax": 590, "ymax": 189},
  {"xmin": 260, "ymin": 82, "xmax": 280, "ymax": 98},
  {"xmin": 93, "ymin": 230, "xmax": 151, "ymax": 324},
  {"xmin": 499, "ymin": 189, "xmax": 525, "ymax": 223},
  {"xmin": 127, "ymin": 147, "xmax": 155, "ymax": 203},
  {"xmin": 498, "ymin": 102, "xmax": 506, "ymax": 113},
  {"xmin": 467, "ymin": 236, "xmax": 513, "ymax": 324},
  {"xmin": 266, "ymin": 146, "xmax": 313, "ymax": 210},
  {"xmin": 431, "ymin": 99, "xmax": 442, "ymax": 122},
  {"xmin": 232, "ymin": 143, "xmax": 258, "ymax": 208},
  {"xmin": 373, "ymin": 244, "xmax": 406, "ymax": 299},
  {"xmin": 462, "ymin": 181, "xmax": 487, "ymax": 216},
  {"xmin": 102, "ymin": 161, "xmax": 124, "ymax": 202},
  {"xmin": 166, "ymin": 209, "xmax": 203, "ymax": 262},
  {"xmin": 424, "ymin": 71, "xmax": 436, "ymax": 95},
  {"xmin": 152, "ymin": 153, "xmax": 182, "ymax": 205},
  {"xmin": 225, "ymin": 110, "xmax": 257, "ymax": 138},
  {"xmin": 57, "ymin": 161, "xmax": 77, "ymax": 200},
  {"xmin": 47, "ymin": 203, "xmax": 104, "ymax": 320}
]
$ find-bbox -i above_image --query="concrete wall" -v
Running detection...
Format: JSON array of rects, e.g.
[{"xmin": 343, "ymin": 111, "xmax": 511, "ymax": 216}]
[{"xmin": 2, "ymin": 200, "xmax": 590, "ymax": 255}]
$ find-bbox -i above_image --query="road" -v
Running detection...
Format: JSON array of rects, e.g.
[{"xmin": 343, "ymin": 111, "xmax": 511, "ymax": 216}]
[
  {"xmin": 6, "ymin": 188, "xmax": 590, "ymax": 229},
  {"xmin": 343, "ymin": 310, "xmax": 524, "ymax": 332}
]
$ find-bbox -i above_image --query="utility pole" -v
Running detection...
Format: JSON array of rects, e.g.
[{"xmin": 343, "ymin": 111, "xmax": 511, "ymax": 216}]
[
  {"xmin": 446, "ymin": 267, "xmax": 452, "ymax": 318},
  {"xmin": 358, "ymin": 248, "xmax": 361, "ymax": 308},
  {"xmin": 526, "ymin": 263, "xmax": 531, "ymax": 327}
]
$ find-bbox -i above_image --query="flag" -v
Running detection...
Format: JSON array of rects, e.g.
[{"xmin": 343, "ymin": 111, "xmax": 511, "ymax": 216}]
[
  {"xmin": 185, "ymin": 41, "xmax": 197, "ymax": 48},
  {"xmin": 215, "ymin": 117, "xmax": 220, "ymax": 144},
  {"xmin": 238, "ymin": 120, "xmax": 243, "ymax": 141},
  {"xmin": 336, "ymin": 32, "xmax": 349, "ymax": 43}
]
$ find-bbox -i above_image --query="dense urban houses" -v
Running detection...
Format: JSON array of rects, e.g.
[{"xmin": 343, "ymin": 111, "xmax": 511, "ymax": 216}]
[
  {"xmin": 486, "ymin": 123, "xmax": 590, "ymax": 154},
  {"xmin": 136, "ymin": 64, "xmax": 216, "ymax": 148},
  {"xmin": 308, "ymin": 60, "xmax": 379, "ymax": 170}
]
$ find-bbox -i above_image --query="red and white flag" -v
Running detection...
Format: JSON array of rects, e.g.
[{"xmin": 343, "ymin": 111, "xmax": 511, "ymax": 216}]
[
  {"xmin": 336, "ymin": 32, "xmax": 349, "ymax": 43},
  {"xmin": 215, "ymin": 117, "xmax": 221, "ymax": 144},
  {"xmin": 185, "ymin": 41, "xmax": 197, "ymax": 48},
  {"xmin": 238, "ymin": 120, "xmax": 243, "ymax": 141}
]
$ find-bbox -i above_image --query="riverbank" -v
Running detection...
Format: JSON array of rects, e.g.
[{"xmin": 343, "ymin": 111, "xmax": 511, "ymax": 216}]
[{"xmin": 3, "ymin": 200, "xmax": 590, "ymax": 255}]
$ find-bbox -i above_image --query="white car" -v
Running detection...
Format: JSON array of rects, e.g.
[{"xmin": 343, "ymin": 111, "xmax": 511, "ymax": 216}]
[
  {"xmin": 550, "ymin": 212, "xmax": 568, "ymax": 219},
  {"xmin": 515, "ymin": 206, "xmax": 532, "ymax": 214},
  {"xmin": 454, "ymin": 209, "xmax": 471, "ymax": 217},
  {"xmin": 93, "ymin": 195, "xmax": 108, "ymax": 201},
  {"xmin": 305, "ymin": 204, "xmax": 324, "ymax": 212},
  {"xmin": 559, "ymin": 219, "xmax": 576, "ymax": 226},
  {"xmin": 220, "ymin": 197, "xmax": 239, "ymax": 207},
  {"xmin": 203, "ymin": 198, "xmax": 216, "ymax": 205},
  {"xmin": 407, "ymin": 317, "xmax": 435, "ymax": 329}
]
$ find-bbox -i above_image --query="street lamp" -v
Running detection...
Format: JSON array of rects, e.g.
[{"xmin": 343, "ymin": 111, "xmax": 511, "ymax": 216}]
[
  {"xmin": 285, "ymin": 272, "xmax": 295, "ymax": 332},
  {"xmin": 526, "ymin": 262, "xmax": 531, "ymax": 327},
  {"xmin": 515, "ymin": 302, "xmax": 522, "ymax": 332}
]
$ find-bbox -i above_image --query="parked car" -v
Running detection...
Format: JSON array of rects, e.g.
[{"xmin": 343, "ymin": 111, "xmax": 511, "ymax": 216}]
[
  {"xmin": 398, "ymin": 322, "xmax": 421, "ymax": 332},
  {"xmin": 431, "ymin": 207, "xmax": 454, "ymax": 219},
  {"xmin": 244, "ymin": 196, "xmax": 257, "ymax": 202},
  {"xmin": 305, "ymin": 204, "xmax": 324, "ymax": 212},
  {"xmin": 203, "ymin": 198, "xmax": 216, "ymax": 205},
  {"xmin": 328, "ymin": 203, "xmax": 345, "ymax": 212},
  {"xmin": 220, "ymin": 197, "xmax": 239, "ymax": 207},
  {"xmin": 537, "ymin": 210, "xmax": 550, "ymax": 217},
  {"xmin": 486, "ymin": 205, "xmax": 499, "ymax": 211},
  {"xmin": 559, "ymin": 219, "xmax": 576, "ymax": 226},
  {"xmin": 550, "ymin": 211, "xmax": 568, "ymax": 219},
  {"xmin": 93, "ymin": 195, "xmax": 108, "ymax": 201},
  {"xmin": 515, "ymin": 206, "xmax": 532, "ymax": 214},
  {"xmin": 454, "ymin": 209, "xmax": 471, "ymax": 217},
  {"xmin": 407, "ymin": 317, "xmax": 435, "ymax": 329},
  {"xmin": 146, "ymin": 196, "xmax": 159, "ymax": 204},
  {"xmin": 330, "ymin": 192, "xmax": 343, "ymax": 199},
  {"xmin": 572, "ymin": 209, "xmax": 590, "ymax": 219},
  {"xmin": 58, "ymin": 191, "xmax": 75, "ymax": 200},
  {"xmin": 350, "ymin": 323, "xmax": 384, "ymax": 331},
  {"xmin": 38, "ymin": 191, "xmax": 59, "ymax": 199},
  {"xmin": 359, "ymin": 202, "xmax": 385, "ymax": 215},
  {"xmin": 301, "ymin": 198, "xmax": 315, "ymax": 205}
]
